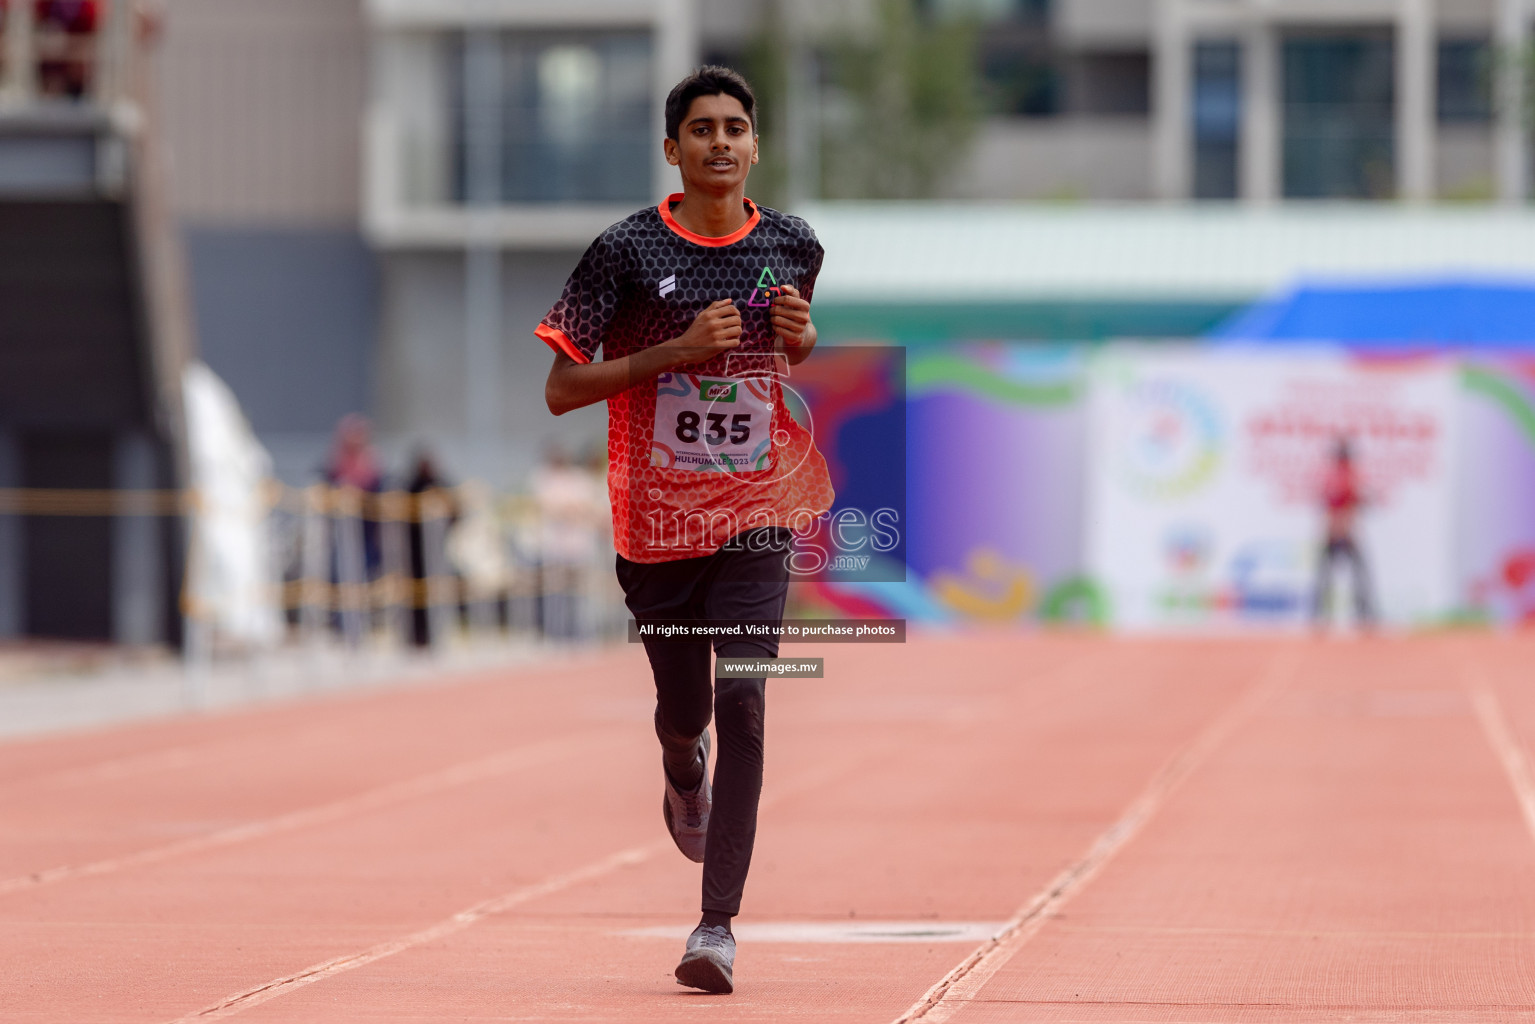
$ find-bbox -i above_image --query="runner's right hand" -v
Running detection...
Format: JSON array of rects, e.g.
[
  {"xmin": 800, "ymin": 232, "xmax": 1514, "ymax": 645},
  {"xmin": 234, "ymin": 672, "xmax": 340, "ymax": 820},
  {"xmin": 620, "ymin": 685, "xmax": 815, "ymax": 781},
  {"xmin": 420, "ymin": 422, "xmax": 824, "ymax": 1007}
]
[{"xmin": 668, "ymin": 300, "xmax": 741, "ymax": 366}]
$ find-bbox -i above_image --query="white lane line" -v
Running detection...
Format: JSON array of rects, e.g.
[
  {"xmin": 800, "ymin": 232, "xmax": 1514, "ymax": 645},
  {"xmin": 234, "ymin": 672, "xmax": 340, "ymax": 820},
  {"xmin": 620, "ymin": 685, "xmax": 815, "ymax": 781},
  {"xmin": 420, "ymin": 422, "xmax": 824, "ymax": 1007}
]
[
  {"xmin": 624, "ymin": 921, "xmax": 1007, "ymax": 944},
  {"xmin": 167, "ymin": 844, "xmax": 658, "ymax": 1022},
  {"xmin": 152, "ymin": 648, "xmax": 1133, "ymax": 1021},
  {"xmin": 892, "ymin": 647, "xmax": 1300, "ymax": 1024},
  {"xmin": 1468, "ymin": 676, "xmax": 1535, "ymax": 846},
  {"xmin": 158, "ymin": 729, "xmax": 902, "ymax": 1021},
  {"xmin": 0, "ymin": 730, "xmax": 612, "ymax": 897}
]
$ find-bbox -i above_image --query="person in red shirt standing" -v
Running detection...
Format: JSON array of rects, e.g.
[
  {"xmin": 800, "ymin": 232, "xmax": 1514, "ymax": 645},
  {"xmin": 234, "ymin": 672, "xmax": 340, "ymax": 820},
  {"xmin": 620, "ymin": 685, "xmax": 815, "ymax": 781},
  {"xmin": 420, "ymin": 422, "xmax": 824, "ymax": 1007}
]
[
  {"xmin": 539, "ymin": 67, "xmax": 834, "ymax": 994},
  {"xmin": 1312, "ymin": 437, "xmax": 1375, "ymax": 628}
]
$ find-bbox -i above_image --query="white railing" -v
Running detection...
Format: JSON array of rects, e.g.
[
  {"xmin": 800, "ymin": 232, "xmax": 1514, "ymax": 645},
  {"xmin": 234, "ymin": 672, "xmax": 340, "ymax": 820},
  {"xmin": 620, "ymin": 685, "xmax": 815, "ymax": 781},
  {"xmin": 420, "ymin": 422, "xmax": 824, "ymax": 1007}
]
[
  {"xmin": 0, "ymin": 480, "xmax": 627, "ymax": 659},
  {"xmin": 243, "ymin": 481, "xmax": 625, "ymax": 655}
]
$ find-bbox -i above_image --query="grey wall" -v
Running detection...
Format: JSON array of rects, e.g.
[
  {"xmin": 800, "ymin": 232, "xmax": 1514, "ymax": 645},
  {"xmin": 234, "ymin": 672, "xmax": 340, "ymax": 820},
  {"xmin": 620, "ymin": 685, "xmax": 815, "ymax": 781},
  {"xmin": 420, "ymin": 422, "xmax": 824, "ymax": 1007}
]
[
  {"xmin": 184, "ymin": 227, "xmax": 378, "ymax": 440},
  {"xmin": 159, "ymin": 0, "xmax": 367, "ymax": 227},
  {"xmin": 376, "ymin": 249, "xmax": 608, "ymax": 490},
  {"xmin": 21, "ymin": 434, "xmax": 113, "ymax": 640},
  {"xmin": 949, "ymin": 116, "xmax": 1153, "ymax": 200},
  {"xmin": 160, "ymin": 0, "xmax": 377, "ymax": 484}
]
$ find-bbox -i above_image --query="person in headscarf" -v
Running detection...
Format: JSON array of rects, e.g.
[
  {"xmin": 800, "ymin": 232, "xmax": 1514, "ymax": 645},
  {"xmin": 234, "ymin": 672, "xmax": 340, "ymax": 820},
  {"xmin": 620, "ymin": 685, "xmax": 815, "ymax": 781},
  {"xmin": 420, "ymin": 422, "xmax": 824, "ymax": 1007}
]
[
  {"xmin": 404, "ymin": 448, "xmax": 456, "ymax": 647},
  {"xmin": 322, "ymin": 414, "xmax": 384, "ymax": 634}
]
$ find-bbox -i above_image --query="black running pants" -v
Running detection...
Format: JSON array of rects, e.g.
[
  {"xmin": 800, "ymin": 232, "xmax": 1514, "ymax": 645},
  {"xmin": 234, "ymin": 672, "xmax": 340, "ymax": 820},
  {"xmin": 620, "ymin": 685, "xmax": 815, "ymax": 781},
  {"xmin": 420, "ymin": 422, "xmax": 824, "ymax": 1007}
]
[
  {"xmin": 615, "ymin": 527, "xmax": 792, "ymax": 917},
  {"xmin": 1313, "ymin": 536, "xmax": 1376, "ymax": 625}
]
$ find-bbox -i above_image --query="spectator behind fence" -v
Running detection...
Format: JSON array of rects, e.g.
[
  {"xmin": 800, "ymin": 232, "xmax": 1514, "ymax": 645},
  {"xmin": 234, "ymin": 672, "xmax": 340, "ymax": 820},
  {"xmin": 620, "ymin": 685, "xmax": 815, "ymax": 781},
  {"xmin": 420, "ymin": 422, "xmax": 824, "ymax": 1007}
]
[
  {"xmin": 321, "ymin": 415, "xmax": 383, "ymax": 639},
  {"xmin": 531, "ymin": 444, "xmax": 603, "ymax": 638},
  {"xmin": 35, "ymin": 0, "xmax": 99, "ymax": 99},
  {"xmin": 405, "ymin": 450, "xmax": 456, "ymax": 648},
  {"xmin": 325, "ymin": 413, "xmax": 381, "ymax": 493}
]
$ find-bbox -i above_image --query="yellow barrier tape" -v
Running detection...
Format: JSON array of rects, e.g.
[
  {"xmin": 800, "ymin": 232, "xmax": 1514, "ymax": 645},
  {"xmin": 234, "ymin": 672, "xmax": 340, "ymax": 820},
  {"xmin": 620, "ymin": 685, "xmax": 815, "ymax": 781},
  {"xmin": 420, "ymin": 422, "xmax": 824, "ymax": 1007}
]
[
  {"xmin": 0, "ymin": 484, "xmax": 476, "ymax": 522},
  {"xmin": 6, "ymin": 483, "xmax": 586, "ymax": 624},
  {"xmin": 0, "ymin": 488, "xmax": 187, "ymax": 516}
]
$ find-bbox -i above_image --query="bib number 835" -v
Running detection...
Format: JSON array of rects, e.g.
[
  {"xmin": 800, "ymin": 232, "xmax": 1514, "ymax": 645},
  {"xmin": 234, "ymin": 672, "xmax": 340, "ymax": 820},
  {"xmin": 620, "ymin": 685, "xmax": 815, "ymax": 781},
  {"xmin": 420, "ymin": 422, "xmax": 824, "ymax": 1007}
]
[{"xmin": 676, "ymin": 411, "xmax": 752, "ymax": 446}]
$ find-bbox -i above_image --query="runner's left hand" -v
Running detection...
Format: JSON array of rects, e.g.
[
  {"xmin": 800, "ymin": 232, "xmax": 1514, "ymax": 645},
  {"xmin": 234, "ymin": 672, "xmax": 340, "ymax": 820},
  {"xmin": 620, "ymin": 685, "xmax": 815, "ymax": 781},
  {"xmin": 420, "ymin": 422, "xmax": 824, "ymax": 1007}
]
[{"xmin": 770, "ymin": 286, "xmax": 811, "ymax": 346}]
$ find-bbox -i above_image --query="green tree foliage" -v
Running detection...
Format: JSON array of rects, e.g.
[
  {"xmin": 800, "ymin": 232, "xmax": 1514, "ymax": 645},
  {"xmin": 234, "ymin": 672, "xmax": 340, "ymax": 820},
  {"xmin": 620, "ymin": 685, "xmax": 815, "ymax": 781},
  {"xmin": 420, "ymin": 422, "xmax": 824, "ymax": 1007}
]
[
  {"xmin": 745, "ymin": 0, "xmax": 982, "ymax": 203},
  {"xmin": 1526, "ymin": 42, "xmax": 1535, "ymax": 135},
  {"xmin": 822, "ymin": 0, "xmax": 981, "ymax": 198}
]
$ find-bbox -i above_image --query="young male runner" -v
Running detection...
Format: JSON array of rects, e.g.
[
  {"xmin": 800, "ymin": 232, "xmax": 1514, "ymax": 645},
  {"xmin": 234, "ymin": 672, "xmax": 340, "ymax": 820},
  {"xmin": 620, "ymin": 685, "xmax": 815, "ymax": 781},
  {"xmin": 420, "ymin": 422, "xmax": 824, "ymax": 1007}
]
[{"xmin": 538, "ymin": 66, "xmax": 833, "ymax": 994}]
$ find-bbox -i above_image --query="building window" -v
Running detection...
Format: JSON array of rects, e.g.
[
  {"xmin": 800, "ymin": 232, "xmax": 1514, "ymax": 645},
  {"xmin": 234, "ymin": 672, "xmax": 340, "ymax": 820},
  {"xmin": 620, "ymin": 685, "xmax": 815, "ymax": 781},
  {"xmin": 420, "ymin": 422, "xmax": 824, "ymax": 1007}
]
[
  {"xmin": 923, "ymin": 0, "xmax": 1048, "ymax": 20},
  {"xmin": 449, "ymin": 31, "xmax": 653, "ymax": 204},
  {"xmin": 1065, "ymin": 52, "xmax": 1150, "ymax": 116},
  {"xmin": 945, "ymin": 0, "xmax": 1055, "ymax": 116},
  {"xmin": 981, "ymin": 44, "xmax": 1059, "ymax": 115},
  {"xmin": 1193, "ymin": 41, "xmax": 1240, "ymax": 200},
  {"xmin": 1281, "ymin": 34, "xmax": 1395, "ymax": 199},
  {"xmin": 1438, "ymin": 38, "xmax": 1492, "ymax": 122}
]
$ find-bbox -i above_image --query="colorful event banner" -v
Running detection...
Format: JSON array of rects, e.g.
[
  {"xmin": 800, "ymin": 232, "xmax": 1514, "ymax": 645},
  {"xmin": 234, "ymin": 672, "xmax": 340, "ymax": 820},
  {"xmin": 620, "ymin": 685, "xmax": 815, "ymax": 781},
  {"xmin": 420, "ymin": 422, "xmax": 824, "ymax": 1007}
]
[
  {"xmin": 804, "ymin": 342, "xmax": 1535, "ymax": 629},
  {"xmin": 1087, "ymin": 347, "xmax": 1458, "ymax": 629},
  {"xmin": 805, "ymin": 344, "xmax": 1096, "ymax": 624},
  {"xmin": 1457, "ymin": 356, "xmax": 1535, "ymax": 626}
]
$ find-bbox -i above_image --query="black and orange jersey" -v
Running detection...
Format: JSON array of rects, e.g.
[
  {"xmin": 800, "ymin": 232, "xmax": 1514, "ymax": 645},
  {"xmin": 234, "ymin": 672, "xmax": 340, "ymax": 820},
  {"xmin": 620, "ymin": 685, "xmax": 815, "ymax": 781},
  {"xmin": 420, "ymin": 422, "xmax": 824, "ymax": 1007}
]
[{"xmin": 538, "ymin": 194, "xmax": 834, "ymax": 562}]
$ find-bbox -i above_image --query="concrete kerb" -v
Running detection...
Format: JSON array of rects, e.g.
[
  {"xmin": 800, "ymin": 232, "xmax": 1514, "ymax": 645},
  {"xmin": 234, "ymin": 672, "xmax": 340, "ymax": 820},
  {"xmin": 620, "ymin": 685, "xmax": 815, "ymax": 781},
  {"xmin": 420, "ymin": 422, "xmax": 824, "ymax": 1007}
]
[{"xmin": 0, "ymin": 639, "xmax": 608, "ymax": 743}]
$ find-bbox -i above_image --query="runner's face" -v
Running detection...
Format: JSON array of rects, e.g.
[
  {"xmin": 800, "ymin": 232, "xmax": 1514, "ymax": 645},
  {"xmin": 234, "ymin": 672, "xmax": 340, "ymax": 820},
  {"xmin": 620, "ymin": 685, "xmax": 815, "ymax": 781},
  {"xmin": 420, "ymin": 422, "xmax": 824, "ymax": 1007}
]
[{"xmin": 665, "ymin": 93, "xmax": 758, "ymax": 193}]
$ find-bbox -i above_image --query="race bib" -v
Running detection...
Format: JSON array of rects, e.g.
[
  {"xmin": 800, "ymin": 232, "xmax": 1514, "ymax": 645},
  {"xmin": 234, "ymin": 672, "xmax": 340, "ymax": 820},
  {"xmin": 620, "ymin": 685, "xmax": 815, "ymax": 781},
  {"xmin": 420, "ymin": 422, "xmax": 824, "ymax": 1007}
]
[{"xmin": 652, "ymin": 373, "xmax": 774, "ymax": 472}]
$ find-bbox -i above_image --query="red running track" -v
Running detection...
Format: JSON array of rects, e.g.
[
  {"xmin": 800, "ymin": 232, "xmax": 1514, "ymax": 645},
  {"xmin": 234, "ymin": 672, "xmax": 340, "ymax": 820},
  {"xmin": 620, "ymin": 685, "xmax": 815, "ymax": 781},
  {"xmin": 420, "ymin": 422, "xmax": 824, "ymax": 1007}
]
[{"xmin": 2, "ymin": 634, "xmax": 1534, "ymax": 1022}]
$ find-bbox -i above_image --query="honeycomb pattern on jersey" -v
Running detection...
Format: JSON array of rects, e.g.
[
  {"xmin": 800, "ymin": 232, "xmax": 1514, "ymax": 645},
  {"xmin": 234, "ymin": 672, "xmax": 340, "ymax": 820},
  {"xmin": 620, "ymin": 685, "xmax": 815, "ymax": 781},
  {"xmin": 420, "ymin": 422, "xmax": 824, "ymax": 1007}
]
[{"xmin": 540, "ymin": 199, "xmax": 835, "ymax": 562}]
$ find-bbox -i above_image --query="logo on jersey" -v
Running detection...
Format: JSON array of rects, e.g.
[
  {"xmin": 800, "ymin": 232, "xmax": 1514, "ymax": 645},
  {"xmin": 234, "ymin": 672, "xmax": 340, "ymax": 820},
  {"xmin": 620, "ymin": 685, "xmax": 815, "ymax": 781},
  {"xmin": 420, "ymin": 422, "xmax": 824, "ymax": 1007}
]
[
  {"xmin": 700, "ymin": 380, "xmax": 737, "ymax": 402},
  {"xmin": 747, "ymin": 266, "xmax": 783, "ymax": 307},
  {"xmin": 658, "ymin": 274, "xmax": 677, "ymax": 298}
]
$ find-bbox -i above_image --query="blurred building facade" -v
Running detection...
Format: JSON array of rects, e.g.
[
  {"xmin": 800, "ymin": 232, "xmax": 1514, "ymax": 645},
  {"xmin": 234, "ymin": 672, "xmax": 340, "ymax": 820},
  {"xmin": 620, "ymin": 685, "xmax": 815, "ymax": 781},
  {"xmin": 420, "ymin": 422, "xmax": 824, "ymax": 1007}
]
[
  {"xmin": 1, "ymin": 0, "xmax": 1527, "ymax": 647},
  {"xmin": 158, "ymin": 0, "xmax": 1534, "ymax": 491},
  {"xmin": 158, "ymin": 0, "xmax": 690, "ymax": 487},
  {"xmin": 702, "ymin": 0, "xmax": 1530, "ymax": 203},
  {"xmin": 362, "ymin": 0, "xmax": 695, "ymax": 487},
  {"xmin": 157, "ymin": 0, "xmax": 376, "ymax": 486},
  {"xmin": 1, "ymin": 0, "xmax": 1521, "ymax": 644},
  {"xmin": 1148, "ymin": 0, "xmax": 1529, "ymax": 204}
]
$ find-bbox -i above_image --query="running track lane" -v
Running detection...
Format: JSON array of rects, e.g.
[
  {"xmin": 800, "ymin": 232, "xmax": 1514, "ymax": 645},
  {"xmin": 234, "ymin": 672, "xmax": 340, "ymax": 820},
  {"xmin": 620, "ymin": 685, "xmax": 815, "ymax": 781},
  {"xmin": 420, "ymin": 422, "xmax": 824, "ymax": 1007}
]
[
  {"xmin": 4, "ymin": 636, "xmax": 1529, "ymax": 1021},
  {"xmin": 904, "ymin": 635, "xmax": 1535, "ymax": 1024}
]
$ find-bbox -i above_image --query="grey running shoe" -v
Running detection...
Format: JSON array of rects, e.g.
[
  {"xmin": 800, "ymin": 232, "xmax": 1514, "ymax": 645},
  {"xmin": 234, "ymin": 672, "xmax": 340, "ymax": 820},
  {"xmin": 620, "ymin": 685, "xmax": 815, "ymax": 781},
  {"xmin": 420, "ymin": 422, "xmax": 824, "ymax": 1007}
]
[
  {"xmin": 675, "ymin": 923, "xmax": 735, "ymax": 993},
  {"xmin": 661, "ymin": 729, "xmax": 711, "ymax": 863}
]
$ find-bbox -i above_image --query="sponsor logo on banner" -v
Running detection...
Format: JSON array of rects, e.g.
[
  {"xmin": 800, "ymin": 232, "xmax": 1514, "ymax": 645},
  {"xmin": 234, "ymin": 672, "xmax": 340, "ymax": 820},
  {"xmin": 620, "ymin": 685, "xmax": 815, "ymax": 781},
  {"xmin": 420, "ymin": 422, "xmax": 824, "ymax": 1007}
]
[
  {"xmin": 1087, "ymin": 350, "xmax": 1458, "ymax": 628},
  {"xmin": 1120, "ymin": 379, "xmax": 1222, "ymax": 498},
  {"xmin": 1156, "ymin": 535, "xmax": 1306, "ymax": 619},
  {"xmin": 1164, "ymin": 524, "xmax": 1212, "ymax": 576}
]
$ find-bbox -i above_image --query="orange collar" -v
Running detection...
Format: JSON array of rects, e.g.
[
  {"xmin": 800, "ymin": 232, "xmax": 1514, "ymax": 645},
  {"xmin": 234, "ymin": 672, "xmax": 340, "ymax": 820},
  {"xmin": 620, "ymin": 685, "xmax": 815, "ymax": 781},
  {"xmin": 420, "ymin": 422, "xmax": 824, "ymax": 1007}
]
[{"xmin": 658, "ymin": 193, "xmax": 760, "ymax": 247}]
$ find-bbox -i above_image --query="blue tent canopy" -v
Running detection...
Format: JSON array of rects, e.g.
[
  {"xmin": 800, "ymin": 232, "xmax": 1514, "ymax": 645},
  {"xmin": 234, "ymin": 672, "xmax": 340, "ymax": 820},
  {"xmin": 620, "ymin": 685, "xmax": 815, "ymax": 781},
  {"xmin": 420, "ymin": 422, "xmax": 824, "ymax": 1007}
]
[{"xmin": 1209, "ymin": 277, "xmax": 1535, "ymax": 349}]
